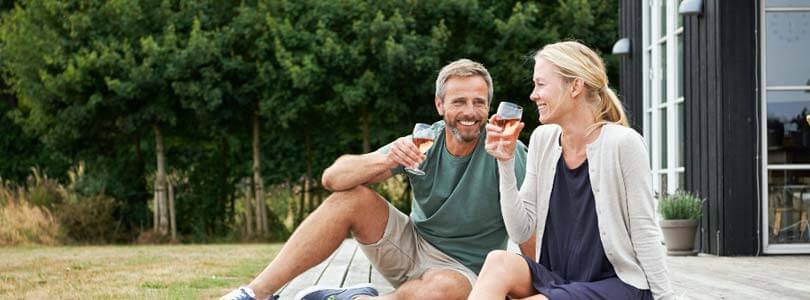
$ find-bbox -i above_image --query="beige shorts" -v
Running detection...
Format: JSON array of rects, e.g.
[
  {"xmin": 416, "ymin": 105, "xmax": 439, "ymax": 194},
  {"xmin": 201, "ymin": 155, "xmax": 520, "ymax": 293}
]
[{"xmin": 358, "ymin": 201, "xmax": 477, "ymax": 288}]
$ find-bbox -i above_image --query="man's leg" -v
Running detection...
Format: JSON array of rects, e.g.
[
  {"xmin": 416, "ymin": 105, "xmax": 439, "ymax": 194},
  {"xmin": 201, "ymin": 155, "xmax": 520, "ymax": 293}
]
[
  {"xmin": 362, "ymin": 268, "xmax": 471, "ymax": 300},
  {"xmin": 246, "ymin": 185, "xmax": 389, "ymax": 300}
]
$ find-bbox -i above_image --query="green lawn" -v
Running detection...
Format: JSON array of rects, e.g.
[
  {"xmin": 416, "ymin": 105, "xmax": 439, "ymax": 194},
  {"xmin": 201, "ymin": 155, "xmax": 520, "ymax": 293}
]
[{"xmin": 0, "ymin": 243, "xmax": 281, "ymax": 299}]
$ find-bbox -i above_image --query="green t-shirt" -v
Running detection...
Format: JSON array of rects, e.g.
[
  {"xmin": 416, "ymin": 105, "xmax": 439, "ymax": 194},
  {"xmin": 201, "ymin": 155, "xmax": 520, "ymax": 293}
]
[{"xmin": 378, "ymin": 121, "xmax": 527, "ymax": 274}]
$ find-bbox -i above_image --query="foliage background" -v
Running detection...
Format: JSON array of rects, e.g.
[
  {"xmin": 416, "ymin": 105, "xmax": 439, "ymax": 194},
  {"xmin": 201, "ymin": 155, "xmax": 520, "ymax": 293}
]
[{"xmin": 0, "ymin": 0, "xmax": 618, "ymax": 244}]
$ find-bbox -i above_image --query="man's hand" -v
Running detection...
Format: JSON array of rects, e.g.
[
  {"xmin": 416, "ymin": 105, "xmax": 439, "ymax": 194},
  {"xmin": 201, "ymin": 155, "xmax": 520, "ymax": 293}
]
[{"xmin": 386, "ymin": 136, "xmax": 426, "ymax": 169}]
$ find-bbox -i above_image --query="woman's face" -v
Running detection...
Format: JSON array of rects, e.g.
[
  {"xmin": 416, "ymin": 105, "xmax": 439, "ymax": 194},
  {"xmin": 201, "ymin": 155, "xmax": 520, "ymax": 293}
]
[{"xmin": 530, "ymin": 58, "xmax": 572, "ymax": 125}]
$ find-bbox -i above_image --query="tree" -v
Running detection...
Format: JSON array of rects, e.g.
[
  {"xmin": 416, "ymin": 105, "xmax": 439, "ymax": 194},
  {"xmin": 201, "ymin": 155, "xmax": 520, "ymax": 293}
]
[
  {"xmin": 171, "ymin": 3, "xmax": 279, "ymax": 235},
  {"xmin": 0, "ymin": 0, "xmax": 205, "ymax": 237},
  {"xmin": 1, "ymin": 0, "xmax": 620, "ymax": 242}
]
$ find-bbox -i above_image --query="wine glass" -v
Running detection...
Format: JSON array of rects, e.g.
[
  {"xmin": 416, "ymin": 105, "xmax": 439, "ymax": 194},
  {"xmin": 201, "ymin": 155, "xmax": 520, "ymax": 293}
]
[
  {"xmin": 492, "ymin": 101, "xmax": 523, "ymax": 157},
  {"xmin": 405, "ymin": 123, "xmax": 435, "ymax": 176}
]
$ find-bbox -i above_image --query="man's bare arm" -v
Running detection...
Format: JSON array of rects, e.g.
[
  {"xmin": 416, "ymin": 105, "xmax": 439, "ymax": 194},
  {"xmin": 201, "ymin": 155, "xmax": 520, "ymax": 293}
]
[
  {"xmin": 322, "ymin": 136, "xmax": 423, "ymax": 192},
  {"xmin": 321, "ymin": 152, "xmax": 394, "ymax": 192}
]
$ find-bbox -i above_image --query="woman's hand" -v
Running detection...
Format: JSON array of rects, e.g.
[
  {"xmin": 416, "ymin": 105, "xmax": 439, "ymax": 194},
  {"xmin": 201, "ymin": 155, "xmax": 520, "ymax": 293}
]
[{"xmin": 485, "ymin": 115, "xmax": 524, "ymax": 161}]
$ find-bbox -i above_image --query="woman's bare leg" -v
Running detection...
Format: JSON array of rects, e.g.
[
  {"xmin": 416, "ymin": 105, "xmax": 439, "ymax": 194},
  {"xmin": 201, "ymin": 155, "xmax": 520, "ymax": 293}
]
[{"xmin": 468, "ymin": 250, "xmax": 538, "ymax": 299}]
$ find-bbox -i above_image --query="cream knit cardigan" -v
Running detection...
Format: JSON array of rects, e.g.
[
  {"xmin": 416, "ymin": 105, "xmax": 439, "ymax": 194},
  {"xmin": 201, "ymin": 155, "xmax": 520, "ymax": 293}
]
[{"xmin": 498, "ymin": 124, "xmax": 674, "ymax": 300}]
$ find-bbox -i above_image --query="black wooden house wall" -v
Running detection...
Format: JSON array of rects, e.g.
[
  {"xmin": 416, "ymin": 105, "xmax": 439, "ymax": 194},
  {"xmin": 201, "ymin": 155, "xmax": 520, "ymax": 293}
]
[
  {"xmin": 619, "ymin": 0, "xmax": 760, "ymax": 255},
  {"xmin": 618, "ymin": 0, "xmax": 644, "ymax": 133},
  {"xmin": 683, "ymin": 0, "xmax": 758, "ymax": 256}
]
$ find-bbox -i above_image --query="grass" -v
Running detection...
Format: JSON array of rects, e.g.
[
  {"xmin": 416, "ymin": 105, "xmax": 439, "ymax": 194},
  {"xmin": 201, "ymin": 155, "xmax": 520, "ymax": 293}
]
[{"xmin": 0, "ymin": 243, "xmax": 282, "ymax": 299}]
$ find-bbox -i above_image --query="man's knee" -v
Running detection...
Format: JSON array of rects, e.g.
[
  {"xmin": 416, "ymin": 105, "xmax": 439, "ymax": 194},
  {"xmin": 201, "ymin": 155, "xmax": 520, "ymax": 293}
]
[
  {"xmin": 320, "ymin": 185, "xmax": 389, "ymax": 243},
  {"xmin": 417, "ymin": 270, "xmax": 471, "ymax": 300},
  {"xmin": 321, "ymin": 185, "xmax": 382, "ymax": 213}
]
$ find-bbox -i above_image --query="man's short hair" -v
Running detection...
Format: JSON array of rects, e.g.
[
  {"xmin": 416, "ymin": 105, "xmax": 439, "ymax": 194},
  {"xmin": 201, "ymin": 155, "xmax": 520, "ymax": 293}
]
[{"xmin": 435, "ymin": 59, "xmax": 493, "ymax": 103}]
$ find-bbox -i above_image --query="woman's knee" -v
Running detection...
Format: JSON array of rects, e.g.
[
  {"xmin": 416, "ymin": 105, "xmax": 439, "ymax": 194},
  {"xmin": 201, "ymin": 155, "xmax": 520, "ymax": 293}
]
[
  {"xmin": 478, "ymin": 250, "xmax": 537, "ymax": 298},
  {"xmin": 482, "ymin": 250, "xmax": 520, "ymax": 272}
]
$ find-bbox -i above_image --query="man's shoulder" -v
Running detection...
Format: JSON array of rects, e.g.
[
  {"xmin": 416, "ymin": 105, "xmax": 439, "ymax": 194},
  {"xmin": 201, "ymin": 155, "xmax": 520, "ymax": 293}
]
[
  {"xmin": 430, "ymin": 120, "xmax": 446, "ymax": 131},
  {"xmin": 516, "ymin": 139, "xmax": 528, "ymax": 151}
]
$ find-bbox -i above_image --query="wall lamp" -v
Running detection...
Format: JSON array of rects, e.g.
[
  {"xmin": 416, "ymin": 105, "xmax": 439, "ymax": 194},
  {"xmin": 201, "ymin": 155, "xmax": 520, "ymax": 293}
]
[
  {"xmin": 612, "ymin": 38, "xmax": 631, "ymax": 56},
  {"xmin": 679, "ymin": 0, "xmax": 703, "ymax": 16}
]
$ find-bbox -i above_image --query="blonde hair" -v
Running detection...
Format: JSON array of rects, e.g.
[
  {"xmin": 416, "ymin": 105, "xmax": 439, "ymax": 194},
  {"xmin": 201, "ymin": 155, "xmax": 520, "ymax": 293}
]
[
  {"xmin": 435, "ymin": 59, "xmax": 493, "ymax": 103},
  {"xmin": 534, "ymin": 41, "xmax": 629, "ymax": 128}
]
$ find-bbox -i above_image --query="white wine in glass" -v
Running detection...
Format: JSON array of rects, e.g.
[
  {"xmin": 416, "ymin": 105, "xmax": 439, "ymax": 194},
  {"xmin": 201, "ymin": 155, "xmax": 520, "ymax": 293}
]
[{"xmin": 405, "ymin": 123, "xmax": 434, "ymax": 176}]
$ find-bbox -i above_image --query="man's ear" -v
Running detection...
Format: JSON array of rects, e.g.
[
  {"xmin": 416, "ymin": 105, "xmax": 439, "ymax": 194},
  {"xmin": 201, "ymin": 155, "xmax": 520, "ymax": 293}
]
[
  {"xmin": 570, "ymin": 78, "xmax": 585, "ymax": 99},
  {"xmin": 435, "ymin": 96, "xmax": 444, "ymax": 116}
]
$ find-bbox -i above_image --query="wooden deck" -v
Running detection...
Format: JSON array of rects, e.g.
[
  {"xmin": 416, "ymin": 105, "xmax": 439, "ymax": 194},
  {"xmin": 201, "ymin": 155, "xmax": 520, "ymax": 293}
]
[
  {"xmin": 668, "ymin": 255, "xmax": 810, "ymax": 300},
  {"xmin": 276, "ymin": 240, "xmax": 394, "ymax": 299},
  {"xmin": 276, "ymin": 239, "xmax": 810, "ymax": 299}
]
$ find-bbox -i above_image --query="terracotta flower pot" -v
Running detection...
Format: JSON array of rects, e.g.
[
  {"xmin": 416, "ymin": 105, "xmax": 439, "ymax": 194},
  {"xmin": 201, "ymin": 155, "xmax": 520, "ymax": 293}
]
[{"xmin": 660, "ymin": 219, "xmax": 698, "ymax": 256}]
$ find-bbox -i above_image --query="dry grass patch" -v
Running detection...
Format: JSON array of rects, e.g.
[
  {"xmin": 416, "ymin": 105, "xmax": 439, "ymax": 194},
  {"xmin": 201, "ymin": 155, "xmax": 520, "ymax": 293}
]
[
  {"xmin": 0, "ymin": 188, "xmax": 63, "ymax": 246},
  {"xmin": 0, "ymin": 243, "xmax": 281, "ymax": 299}
]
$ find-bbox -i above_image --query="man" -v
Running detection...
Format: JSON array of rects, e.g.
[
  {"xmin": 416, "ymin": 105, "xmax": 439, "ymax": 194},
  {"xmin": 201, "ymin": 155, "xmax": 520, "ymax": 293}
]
[{"xmin": 222, "ymin": 59, "xmax": 530, "ymax": 300}]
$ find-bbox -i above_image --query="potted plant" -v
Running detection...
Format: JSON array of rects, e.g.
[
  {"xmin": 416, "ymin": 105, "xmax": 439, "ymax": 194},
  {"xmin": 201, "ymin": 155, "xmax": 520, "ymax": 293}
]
[{"xmin": 659, "ymin": 191, "xmax": 704, "ymax": 255}]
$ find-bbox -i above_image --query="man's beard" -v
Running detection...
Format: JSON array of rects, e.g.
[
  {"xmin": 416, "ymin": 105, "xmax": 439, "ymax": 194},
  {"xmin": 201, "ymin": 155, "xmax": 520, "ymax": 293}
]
[{"xmin": 447, "ymin": 118, "xmax": 483, "ymax": 144}]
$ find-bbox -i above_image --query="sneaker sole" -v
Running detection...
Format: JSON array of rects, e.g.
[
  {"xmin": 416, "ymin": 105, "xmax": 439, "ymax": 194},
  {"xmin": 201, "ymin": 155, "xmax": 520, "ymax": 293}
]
[{"xmin": 293, "ymin": 283, "xmax": 377, "ymax": 300}]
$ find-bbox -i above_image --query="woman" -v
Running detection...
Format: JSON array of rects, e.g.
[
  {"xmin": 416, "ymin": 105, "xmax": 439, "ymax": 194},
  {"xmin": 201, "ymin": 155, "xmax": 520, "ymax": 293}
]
[{"xmin": 469, "ymin": 41, "xmax": 673, "ymax": 300}]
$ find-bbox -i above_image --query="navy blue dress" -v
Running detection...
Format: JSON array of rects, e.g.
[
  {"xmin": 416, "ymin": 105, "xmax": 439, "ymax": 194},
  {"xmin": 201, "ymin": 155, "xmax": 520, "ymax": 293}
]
[{"xmin": 521, "ymin": 158, "xmax": 652, "ymax": 300}]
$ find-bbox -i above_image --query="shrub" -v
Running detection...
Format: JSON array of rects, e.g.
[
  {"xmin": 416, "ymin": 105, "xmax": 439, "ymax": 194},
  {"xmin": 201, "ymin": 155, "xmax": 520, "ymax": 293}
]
[
  {"xmin": 659, "ymin": 191, "xmax": 704, "ymax": 220},
  {"xmin": 1, "ymin": 166, "xmax": 123, "ymax": 245},
  {"xmin": 25, "ymin": 167, "xmax": 66, "ymax": 209},
  {"xmin": 56, "ymin": 195, "xmax": 122, "ymax": 244},
  {"xmin": 135, "ymin": 229, "xmax": 173, "ymax": 244},
  {"xmin": 0, "ymin": 186, "xmax": 64, "ymax": 245}
]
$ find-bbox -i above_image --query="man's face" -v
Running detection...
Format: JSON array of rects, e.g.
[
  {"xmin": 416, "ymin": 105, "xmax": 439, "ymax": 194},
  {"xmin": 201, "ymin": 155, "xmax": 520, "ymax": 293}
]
[{"xmin": 435, "ymin": 76, "xmax": 490, "ymax": 144}]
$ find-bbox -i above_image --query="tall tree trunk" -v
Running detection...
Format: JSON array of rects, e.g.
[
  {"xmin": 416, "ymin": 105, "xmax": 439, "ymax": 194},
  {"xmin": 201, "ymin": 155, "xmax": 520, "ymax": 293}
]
[
  {"xmin": 153, "ymin": 125, "xmax": 169, "ymax": 236},
  {"xmin": 285, "ymin": 179, "xmax": 295, "ymax": 228},
  {"xmin": 244, "ymin": 179, "xmax": 254, "ymax": 236},
  {"xmin": 168, "ymin": 180, "xmax": 176, "ymax": 241},
  {"xmin": 153, "ymin": 189, "xmax": 158, "ymax": 232},
  {"xmin": 221, "ymin": 138, "xmax": 234, "ymax": 226},
  {"xmin": 252, "ymin": 110, "xmax": 268, "ymax": 235},
  {"xmin": 361, "ymin": 105, "xmax": 371, "ymax": 153},
  {"xmin": 297, "ymin": 179, "xmax": 305, "ymax": 224}
]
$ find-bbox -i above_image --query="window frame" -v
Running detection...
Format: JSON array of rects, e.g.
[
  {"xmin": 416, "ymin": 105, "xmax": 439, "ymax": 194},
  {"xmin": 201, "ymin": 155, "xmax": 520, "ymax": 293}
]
[
  {"xmin": 643, "ymin": 0, "xmax": 685, "ymax": 196},
  {"xmin": 760, "ymin": 2, "xmax": 810, "ymax": 254}
]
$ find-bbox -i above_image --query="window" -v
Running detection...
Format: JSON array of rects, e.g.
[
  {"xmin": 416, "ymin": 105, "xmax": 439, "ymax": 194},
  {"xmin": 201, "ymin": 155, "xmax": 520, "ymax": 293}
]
[
  {"xmin": 643, "ymin": 0, "xmax": 685, "ymax": 196},
  {"xmin": 762, "ymin": 1, "xmax": 810, "ymax": 249}
]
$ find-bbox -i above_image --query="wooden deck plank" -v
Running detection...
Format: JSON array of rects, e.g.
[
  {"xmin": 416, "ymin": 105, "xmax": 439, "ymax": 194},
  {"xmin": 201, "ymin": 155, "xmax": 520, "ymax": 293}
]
[
  {"xmin": 343, "ymin": 240, "xmax": 394, "ymax": 293},
  {"xmin": 669, "ymin": 255, "xmax": 810, "ymax": 300},
  {"xmin": 276, "ymin": 240, "xmax": 348, "ymax": 298},
  {"xmin": 277, "ymin": 240, "xmax": 810, "ymax": 300},
  {"xmin": 342, "ymin": 244, "xmax": 371, "ymax": 287},
  {"xmin": 313, "ymin": 240, "xmax": 357, "ymax": 287},
  {"xmin": 370, "ymin": 266, "xmax": 395, "ymax": 295}
]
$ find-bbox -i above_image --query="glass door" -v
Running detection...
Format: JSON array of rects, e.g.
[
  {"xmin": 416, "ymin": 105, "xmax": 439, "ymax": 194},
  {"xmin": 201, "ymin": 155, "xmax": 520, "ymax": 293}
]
[{"xmin": 761, "ymin": 0, "xmax": 810, "ymax": 253}]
